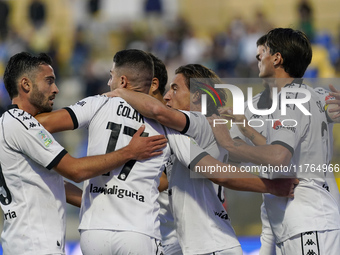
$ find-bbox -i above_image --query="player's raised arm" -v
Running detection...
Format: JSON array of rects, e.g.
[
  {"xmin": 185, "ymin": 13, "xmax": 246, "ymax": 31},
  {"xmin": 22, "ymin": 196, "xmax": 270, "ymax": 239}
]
[
  {"xmin": 64, "ymin": 181, "xmax": 82, "ymax": 207},
  {"xmin": 191, "ymin": 152, "xmax": 298, "ymax": 198},
  {"xmin": 217, "ymin": 108, "xmax": 267, "ymax": 146},
  {"xmin": 166, "ymin": 128, "xmax": 297, "ymax": 197},
  {"xmin": 36, "ymin": 108, "xmax": 74, "ymax": 133},
  {"xmin": 105, "ymin": 88, "xmax": 188, "ymax": 132},
  {"xmin": 208, "ymin": 114, "xmax": 292, "ymax": 167}
]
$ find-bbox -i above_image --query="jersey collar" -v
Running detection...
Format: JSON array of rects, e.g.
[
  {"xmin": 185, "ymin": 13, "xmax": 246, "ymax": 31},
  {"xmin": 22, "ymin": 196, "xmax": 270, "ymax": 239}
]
[
  {"xmin": 7, "ymin": 104, "xmax": 19, "ymax": 110},
  {"xmin": 257, "ymin": 78, "xmax": 304, "ymax": 109}
]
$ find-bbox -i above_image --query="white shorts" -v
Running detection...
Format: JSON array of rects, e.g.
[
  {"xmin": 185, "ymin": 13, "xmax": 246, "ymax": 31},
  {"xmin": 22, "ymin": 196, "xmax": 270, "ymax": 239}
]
[
  {"xmin": 200, "ymin": 245, "xmax": 243, "ymax": 255},
  {"xmin": 276, "ymin": 229, "xmax": 340, "ymax": 255},
  {"xmin": 80, "ymin": 229, "xmax": 164, "ymax": 255},
  {"xmin": 259, "ymin": 203, "xmax": 276, "ymax": 255}
]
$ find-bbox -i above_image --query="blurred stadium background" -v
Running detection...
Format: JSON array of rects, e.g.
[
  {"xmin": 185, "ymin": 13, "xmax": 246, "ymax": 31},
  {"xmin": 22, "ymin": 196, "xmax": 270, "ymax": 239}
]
[{"xmin": 0, "ymin": 0, "xmax": 340, "ymax": 254}]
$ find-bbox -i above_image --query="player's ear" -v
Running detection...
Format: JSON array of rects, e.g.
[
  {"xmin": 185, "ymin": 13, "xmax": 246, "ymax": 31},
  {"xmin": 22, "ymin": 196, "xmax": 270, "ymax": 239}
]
[
  {"xmin": 20, "ymin": 77, "xmax": 31, "ymax": 93},
  {"xmin": 273, "ymin": 52, "xmax": 283, "ymax": 66},
  {"xmin": 120, "ymin": 75, "xmax": 129, "ymax": 88},
  {"xmin": 149, "ymin": 78, "xmax": 159, "ymax": 95},
  {"xmin": 192, "ymin": 90, "xmax": 201, "ymax": 103}
]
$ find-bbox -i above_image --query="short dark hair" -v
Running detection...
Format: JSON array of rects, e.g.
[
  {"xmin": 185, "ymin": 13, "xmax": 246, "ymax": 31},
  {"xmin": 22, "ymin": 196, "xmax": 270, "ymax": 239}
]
[
  {"xmin": 175, "ymin": 64, "xmax": 227, "ymax": 116},
  {"xmin": 256, "ymin": 34, "xmax": 267, "ymax": 47},
  {"xmin": 113, "ymin": 49, "xmax": 154, "ymax": 90},
  {"xmin": 260, "ymin": 28, "xmax": 312, "ymax": 78},
  {"xmin": 148, "ymin": 53, "xmax": 168, "ymax": 95},
  {"xmin": 3, "ymin": 52, "xmax": 52, "ymax": 99}
]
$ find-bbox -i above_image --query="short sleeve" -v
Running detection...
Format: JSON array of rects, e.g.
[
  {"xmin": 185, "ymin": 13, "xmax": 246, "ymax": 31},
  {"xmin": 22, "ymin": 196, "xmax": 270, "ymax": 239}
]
[
  {"xmin": 66, "ymin": 95, "xmax": 110, "ymax": 129},
  {"xmin": 4, "ymin": 112, "xmax": 66, "ymax": 169},
  {"xmin": 166, "ymin": 127, "xmax": 208, "ymax": 169}
]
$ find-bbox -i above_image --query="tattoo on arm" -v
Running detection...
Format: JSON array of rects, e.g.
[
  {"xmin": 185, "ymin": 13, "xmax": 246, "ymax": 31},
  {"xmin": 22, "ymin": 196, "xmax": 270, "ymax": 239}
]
[
  {"xmin": 233, "ymin": 141, "xmax": 243, "ymax": 147},
  {"xmin": 249, "ymin": 134, "xmax": 255, "ymax": 141}
]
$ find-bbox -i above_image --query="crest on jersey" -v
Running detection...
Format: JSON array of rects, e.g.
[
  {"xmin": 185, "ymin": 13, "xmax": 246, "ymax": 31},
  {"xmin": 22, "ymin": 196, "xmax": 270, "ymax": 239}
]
[
  {"xmin": 273, "ymin": 120, "xmax": 282, "ymax": 130},
  {"xmin": 37, "ymin": 130, "xmax": 53, "ymax": 147}
]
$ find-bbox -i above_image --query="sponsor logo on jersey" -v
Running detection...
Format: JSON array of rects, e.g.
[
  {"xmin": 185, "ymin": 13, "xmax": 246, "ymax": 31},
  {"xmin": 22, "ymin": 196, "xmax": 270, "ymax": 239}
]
[
  {"xmin": 76, "ymin": 100, "xmax": 86, "ymax": 106},
  {"xmin": 250, "ymin": 114, "xmax": 262, "ymax": 119},
  {"xmin": 4, "ymin": 209, "xmax": 17, "ymax": 220},
  {"xmin": 214, "ymin": 210, "xmax": 229, "ymax": 220},
  {"xmin": 324, "ymin": 95, "xmax": 335, "ymax": 101},
  {"xmin": 273, "ymin": 120, "xmax": 282, "ymax": 130},
  {"xmin": 322, "ymin": 183, "xmax": 330, "ymax": 192},
  {"xmin": 316, "ymin": 100, "xmax": 325, "ymax": 113},
  {"xmin": 272, "ymin": 120, "xmax": 296, "ymax": 132},
  {"xmin": 37, "ymin": 130, "xmax": 53, "ymax": 147},
  {"xmin": 89, "ymin": 184, "xmax": 145, "ymax": 202}
]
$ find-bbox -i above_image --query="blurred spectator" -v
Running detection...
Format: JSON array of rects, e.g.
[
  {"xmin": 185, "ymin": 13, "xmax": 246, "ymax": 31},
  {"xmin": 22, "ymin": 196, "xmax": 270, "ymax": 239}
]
[
  {"xmin": 70, "ymin": 26, "xmax": 90, "ymax": 76},
  {"xmin": 29, "ymin": 0, "xmax": 46, "ymax": 29},
  {"xmin": 181, "ymin": 27, "xmax": 210, "ymax": 64},
  {"xmin": 297, "ymin": 0, "xmax": 315, "ymax": 42},
  {"xmin": 253, "ymin": 11, "xmax": 272, "ymax": 34},
  {"xmin": 236, "ymin": 24, "xmax": 262, "ymax": 77},
  {"xmin": 88, "ymin": 0, "xmax": 101, "ymax": 17},
  {"xmin": 210, "ymin": 29, "xmax": 239, "ymax": 77},
  {"xmin": 0, "ymin": 0, "xmax": 9, "ymax": 39},
  {"xmin": 27, "ymin": 0, "xmax": 52, "ymax": 55},
  {"xmin": 144, "ymin": 0, "xmax": 164, "ymax": 36},
  {"xmin": 0, "ymin": 78, "xmax": 10, "ymax": 115},
  {"xmin": 144, "ymin": 0, "xmax": 162, "ymax": 13}
]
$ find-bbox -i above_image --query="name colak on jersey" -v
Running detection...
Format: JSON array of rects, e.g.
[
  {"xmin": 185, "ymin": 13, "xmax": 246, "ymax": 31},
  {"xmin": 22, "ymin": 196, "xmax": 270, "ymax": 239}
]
[
  {"xmin": 117, "ymin": 102, "xmax": 144, "ymax": 123},
  {"xmin": 90, "ymin": 184, "xmax": 145, "ymax": 202}
]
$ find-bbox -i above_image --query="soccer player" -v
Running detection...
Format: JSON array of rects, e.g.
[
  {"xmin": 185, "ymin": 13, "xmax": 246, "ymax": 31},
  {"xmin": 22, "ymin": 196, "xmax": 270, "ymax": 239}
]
[
  {"xmin": 218, "ymin": 34, "xmax": 340, "ymax": 255},
  {"xmin": 0, "ymin": 52, "xmax": 167, "ymax": 255},
  {"xmin": 38, "ymin": 49, "xmax": 296, "ymax": 255},
  {"xmin": 211, "ymin": 28, "xmax": 340, "ymax": 255},
  {"xmin": 107, "ymin": 63, "xmax": 298, "ymax": 254},
  {"xmin": 148, "ymin": 52, "xmax": 183, "ymax": 255}
]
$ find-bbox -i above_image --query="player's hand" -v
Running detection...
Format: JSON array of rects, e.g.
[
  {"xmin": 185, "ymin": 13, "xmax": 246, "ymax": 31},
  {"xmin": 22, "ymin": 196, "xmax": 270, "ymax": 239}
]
[
  {"xmin": 219, "ymin": 107, "xmax": 251, "ymax": 134},
  {"xmin": 128, "ymin": 125, "xmax": 168, "ymax": 160},
  {"xmin": 206, "ymin": 114, "xmax": 233, "ymax": 148},
  {"xmin": 218, "ymin": 107, "xmax": 246, "ymax": 123},
  {"xmin": 326, "ymin": 84, "xmax": 340, "ymax": 120},
  {"xmin": 266, "ymin": 178, "xmax": 299, "ymax": 198}
]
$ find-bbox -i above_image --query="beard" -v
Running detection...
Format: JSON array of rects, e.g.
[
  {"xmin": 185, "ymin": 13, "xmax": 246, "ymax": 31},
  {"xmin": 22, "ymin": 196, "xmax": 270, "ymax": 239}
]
[{"xmin": 29, "ymin": 84, "xmax": 53, "ymax": 113}]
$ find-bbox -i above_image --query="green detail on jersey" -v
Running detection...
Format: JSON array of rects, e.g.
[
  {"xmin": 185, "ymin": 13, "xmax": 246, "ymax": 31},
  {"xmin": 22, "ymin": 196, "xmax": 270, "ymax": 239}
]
[{"xmin": 37, "ymin": 130, "xmax": 53, "ymax": 147}]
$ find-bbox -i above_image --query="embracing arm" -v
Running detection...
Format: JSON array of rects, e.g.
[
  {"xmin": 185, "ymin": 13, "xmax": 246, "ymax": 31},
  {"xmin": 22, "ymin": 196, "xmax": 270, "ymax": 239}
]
[
  {"xmin": 54, "ymin": 125, "xmax": 168, "ymax": 183},
  {"xmin": 193, "ymin": 154, "xmax": 297, "ymax": 197},
  {"xmin": 158, "ymin": 172, "xmax": 169, "ymax": 192},
  {"xmin": 208, "ymin": 114, "xmax": 292, "ymax": 166},
  {"xmin": 36, "ymin": 109, "xmax": 74, "ymax": 133},
  {"xmin": 64, "ymin": 181, "xmax": 82, "ymax": 207},
  {"xmin": 235, "ymin": 125, "xmax": 266, "ymax": 146},
  {"xmin": 218, "ymin": 107, "xmax": 266, "ymax": 146},
  {"xmin": 105, "ymin": 88, "xmax": 188, "ymax": 132}
]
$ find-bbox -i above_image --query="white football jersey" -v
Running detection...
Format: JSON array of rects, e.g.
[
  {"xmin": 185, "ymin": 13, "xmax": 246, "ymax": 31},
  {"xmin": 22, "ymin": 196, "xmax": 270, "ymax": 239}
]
[
  {"xmin": 263, "ymin": 82, "xmax": 340, "ymax": 243},
  {"xmin": 167, "ymin": 111, "xmax": 240, "ymax": 255},
  {"xmin": 0, "ymin": 105, "xmax": 67, "ymax": 254},
  {"xmin": 66, "ymin": 96, "xmax": 205, "ymax": 240},
  {"xmin": 231, "ymin": 85, "xmax": 340, "ymax": 245}
]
